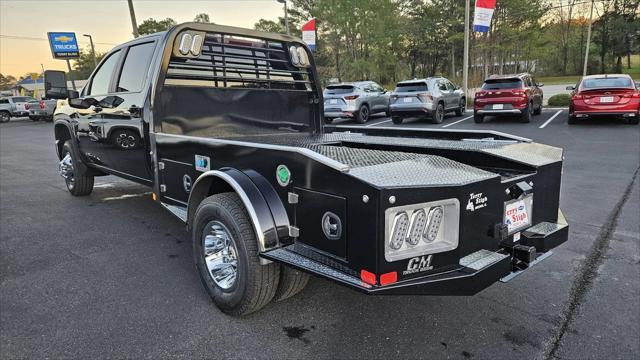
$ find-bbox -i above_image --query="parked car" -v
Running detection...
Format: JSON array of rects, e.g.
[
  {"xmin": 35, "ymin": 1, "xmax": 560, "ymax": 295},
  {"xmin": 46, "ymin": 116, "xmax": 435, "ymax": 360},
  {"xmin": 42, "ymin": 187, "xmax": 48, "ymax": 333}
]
[
  {"xmin": 389, "ymin": 77, "xmax": 465, "ymax": 124},
  {"xmin": 0, "ymin": 96, "xmax": 37, "ymax": 122},
  {"xmin": 48, "ymin": 23, "xmax": 568, "ymax": 316},
  {"xmin": 27, "ymin": 98, "xmax": 57, "ymax": 122},
  {"xmin": 473, "ymin": 73, "xmax": 543, "ymax": 123},
  {"xmin": 323, "ymin": 81, "xmax": 390, "ymax": 123},
  {"xmin": 566, "ymin": 74, "xmax": 639, "ymax": 125}
]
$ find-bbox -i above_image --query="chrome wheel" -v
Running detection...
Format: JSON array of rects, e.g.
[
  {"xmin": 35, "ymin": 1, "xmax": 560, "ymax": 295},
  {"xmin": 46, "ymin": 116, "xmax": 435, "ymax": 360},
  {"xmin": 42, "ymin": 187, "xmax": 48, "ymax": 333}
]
[
  {"xmin": 59, "ymin": 152, "xmax": 74, "ymax": 188},
  {"xmin": 202, "ymin": 221, "xmax": 238, "ymax": 290},
  {"xmin": 115, "ymin": 132, "xmax": 136, "ymax": 149}
]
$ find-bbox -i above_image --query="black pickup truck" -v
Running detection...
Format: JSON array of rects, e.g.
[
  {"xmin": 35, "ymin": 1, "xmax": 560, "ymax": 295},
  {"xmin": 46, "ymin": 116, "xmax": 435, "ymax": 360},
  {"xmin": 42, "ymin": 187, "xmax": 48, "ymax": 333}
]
[{"xmin": 47, "ymin": 23, "xmax": 568, "ymax": 316}]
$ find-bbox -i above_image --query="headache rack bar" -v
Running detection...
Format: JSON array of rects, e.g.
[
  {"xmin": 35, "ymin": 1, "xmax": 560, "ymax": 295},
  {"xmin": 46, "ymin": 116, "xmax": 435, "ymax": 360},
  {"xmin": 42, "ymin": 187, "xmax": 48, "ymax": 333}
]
[{"xmin": 166, "ymin": 32, "xmax": 313, "ymax": 91}]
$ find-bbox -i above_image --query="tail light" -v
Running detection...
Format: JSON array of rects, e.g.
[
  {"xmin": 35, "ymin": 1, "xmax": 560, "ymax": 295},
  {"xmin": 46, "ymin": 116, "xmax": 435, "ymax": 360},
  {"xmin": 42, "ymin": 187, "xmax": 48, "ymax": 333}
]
[
  {"xmin": 379, "ymin": 272, "xmax": 398, "ymax": 286},
  {"xmin": 344, "ymin": 95, "xmax": 359, "ymax": 100},
  {"xmin": 24, "ymin": 103, "xmax": 30, "ymax": 110},
  {"xmin": 360, "ymin": 269, "xmax": 376, "ymax": 285},
  {"xmin": 512, "ymin": 90, "xmax": 526, "ymax": 97},
  {"xmin": 633, "ymin": 92, "xmax": 640, "ymax": 99},
  {"xmin": 475, "ymin": 91, "xmax": 486, "ymax": 98},
  {"xmin": 417, "ymin": 93, "xmax": 433, "ymax": 102},
  {"xmin": 39, "ymin": 101, "xmax": 46, "ymax": 109}
]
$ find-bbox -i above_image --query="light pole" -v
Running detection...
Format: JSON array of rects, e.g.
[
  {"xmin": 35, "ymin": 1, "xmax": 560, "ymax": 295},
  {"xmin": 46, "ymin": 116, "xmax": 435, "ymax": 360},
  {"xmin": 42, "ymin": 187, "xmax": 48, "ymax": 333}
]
[
  {"xmin": 277, "ymin": 0, "xmax": 289, "ymax": 35},
  {"xmin": 83, "ymin": 34, "xmax": 97, "ymax": 68},
  {"xmin": 462, "ymin": 0, "xmax": 470, "ymax": 101},
  {"xmin": 128, "ymin": 0, "xmax": 139, "ymax": 38},
  {"xmin": 582, "ymin": 0, "xmax": 595, "ymax": 76}
]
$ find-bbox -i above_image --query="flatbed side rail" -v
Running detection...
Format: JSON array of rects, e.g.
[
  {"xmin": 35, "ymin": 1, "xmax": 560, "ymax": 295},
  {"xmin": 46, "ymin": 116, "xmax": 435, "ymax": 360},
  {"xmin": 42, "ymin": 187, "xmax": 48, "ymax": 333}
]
[{"xmin": 325, "ymin": 125, "xmax": 532, "ymax": 143}]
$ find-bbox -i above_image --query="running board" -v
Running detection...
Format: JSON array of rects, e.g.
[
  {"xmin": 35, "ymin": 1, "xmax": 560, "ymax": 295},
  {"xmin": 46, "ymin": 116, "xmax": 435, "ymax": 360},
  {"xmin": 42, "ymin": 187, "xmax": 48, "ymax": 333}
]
[
  {"xmin": 161, "ymin": 202, "xmax": 187, "ymax": 222},
  {"xmin": 261, "ymin": 247, "xmax": 372, "ymax": 289}
]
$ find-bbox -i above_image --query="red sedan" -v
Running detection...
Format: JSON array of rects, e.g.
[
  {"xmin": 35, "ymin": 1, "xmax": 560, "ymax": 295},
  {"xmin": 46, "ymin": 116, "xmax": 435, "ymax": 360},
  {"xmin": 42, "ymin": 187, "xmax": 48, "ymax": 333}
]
[{"xmin": 567, "ymin": 74, "xmax": 640, "ymax": 125}]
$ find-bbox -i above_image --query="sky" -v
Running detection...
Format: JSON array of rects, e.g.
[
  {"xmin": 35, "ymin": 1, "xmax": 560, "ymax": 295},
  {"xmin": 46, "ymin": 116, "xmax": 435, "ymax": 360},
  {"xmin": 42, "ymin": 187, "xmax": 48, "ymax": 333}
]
[{"xmin": 0, "ymin": 0, "xmax": 284, "ymax": 78}]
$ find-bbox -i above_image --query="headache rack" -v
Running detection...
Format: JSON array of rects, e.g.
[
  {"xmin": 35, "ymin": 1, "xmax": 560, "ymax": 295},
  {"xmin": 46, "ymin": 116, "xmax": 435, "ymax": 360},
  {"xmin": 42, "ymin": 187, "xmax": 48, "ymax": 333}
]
[{"xmin": 166, "ymin": 32, "xmax": 314, "ymax": 91}]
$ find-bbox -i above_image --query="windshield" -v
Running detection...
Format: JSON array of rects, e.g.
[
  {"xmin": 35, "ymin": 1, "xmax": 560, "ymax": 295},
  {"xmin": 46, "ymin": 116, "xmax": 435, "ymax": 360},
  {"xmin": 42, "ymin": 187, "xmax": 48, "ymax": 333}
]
[
  {"xmin": 395, "ymin": 82, "xmax": 428, "ymax": 92},
  {"xmin": 482, "ymin": 79, "xmax": 523, "ymax": 90},
  {"xmin": 12, "ymin": 97, "xmax": 36, "ymax": 102},
  {"xmin": 581, "ymin": 77, "xmax": 633, "ymax": 89},
  {"xmin": 325, "ymin": 85, "xmax": 355, "ymax": 95}
]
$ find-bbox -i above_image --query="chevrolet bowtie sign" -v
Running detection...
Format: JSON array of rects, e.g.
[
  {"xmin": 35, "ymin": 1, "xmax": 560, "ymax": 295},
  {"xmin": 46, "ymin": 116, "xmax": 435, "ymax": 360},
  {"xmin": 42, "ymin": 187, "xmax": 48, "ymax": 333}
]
[{"xmin": 47, "ymin": 32, "xmax": 80, "ymax": 59}]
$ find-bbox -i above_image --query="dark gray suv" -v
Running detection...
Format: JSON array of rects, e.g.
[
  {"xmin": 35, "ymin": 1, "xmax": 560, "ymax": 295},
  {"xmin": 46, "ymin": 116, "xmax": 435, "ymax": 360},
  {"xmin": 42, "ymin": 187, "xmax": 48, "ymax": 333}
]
[
  {"xmin": 389, "ymin": 77, "xmax": 466, "ymax": 124},
  {"xmin": 323, "ymin": 81, "xmax": 390, "ymax": 123}
]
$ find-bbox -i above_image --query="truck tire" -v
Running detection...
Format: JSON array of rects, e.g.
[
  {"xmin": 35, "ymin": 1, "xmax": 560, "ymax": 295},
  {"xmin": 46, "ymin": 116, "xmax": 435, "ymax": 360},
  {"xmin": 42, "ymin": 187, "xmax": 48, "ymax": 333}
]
[
  {"xmin": 273, "ymin": 266, "xmax": 310, "ymax": 302},
  {"xmin": 520, "ymin": 103, "xmax": 532, "ymax": 123},
  {"xmin": 355, "ymin": 104, "xmax": 369, "ymax": 123},
  {"xmin": 61, "ymin": 141, "xmax": 94, "ymax": 196},
  {"xmin": 431, "ymin": 103, "xmax": 444, "ymax": 124},
  {"xmin": 0, "ymin": 111, "xmax": 10, "ymax": 122},
  {"xmin": 193, "ymin": 192, "xmax": 280, "ymax": 316},
  {"xmin": 455, "ymin": 98, "xmax": 466, "ymax": 116}
]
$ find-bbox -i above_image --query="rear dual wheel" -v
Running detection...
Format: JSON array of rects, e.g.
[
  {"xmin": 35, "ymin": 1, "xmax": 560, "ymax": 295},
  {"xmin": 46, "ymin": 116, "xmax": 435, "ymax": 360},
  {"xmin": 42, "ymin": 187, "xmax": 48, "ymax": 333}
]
[{"xmin": 193, "ymin": 193, "xmax": 309, "ymax": 316}]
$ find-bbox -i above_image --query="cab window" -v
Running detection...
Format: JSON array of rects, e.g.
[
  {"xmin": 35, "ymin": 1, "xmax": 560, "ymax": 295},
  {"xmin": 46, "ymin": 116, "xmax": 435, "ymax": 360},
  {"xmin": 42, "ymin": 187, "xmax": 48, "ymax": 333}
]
[
  {"xmin": 117, "ymin": 42, "xmax": 156, "ymax": 93},
  {"xmin": 88, "ymin": 50, "xmax": 122, "ymax": 96}
]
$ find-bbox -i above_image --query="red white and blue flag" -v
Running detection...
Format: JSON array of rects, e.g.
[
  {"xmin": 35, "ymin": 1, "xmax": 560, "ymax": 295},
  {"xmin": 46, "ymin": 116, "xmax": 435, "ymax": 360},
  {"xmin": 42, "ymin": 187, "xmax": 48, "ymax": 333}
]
[
  {"xmin": 473, "ymin": 0, "xmax": 496, "ymax": 32},
  {"xmin": 301, "ymin": 18, "xmax": 316, "ymax": 51}
]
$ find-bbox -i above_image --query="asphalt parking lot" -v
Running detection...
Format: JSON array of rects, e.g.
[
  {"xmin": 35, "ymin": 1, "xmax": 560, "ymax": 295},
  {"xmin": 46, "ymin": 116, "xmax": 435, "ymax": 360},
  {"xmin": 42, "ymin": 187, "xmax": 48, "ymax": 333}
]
[{"xmin": 1, "ymin": 110, "xmax": 638, "ymax": 359}]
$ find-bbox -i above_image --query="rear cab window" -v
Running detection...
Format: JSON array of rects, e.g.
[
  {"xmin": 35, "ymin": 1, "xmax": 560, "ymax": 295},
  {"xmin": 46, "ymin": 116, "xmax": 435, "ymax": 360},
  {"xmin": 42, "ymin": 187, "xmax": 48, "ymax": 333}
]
[
  {"xmin": 482, "ymin": 79, "xmax": 523, "ymax": 90},
  {"xmin": 395, "ymin": 82, "xmax": 428, "ymax": 92},
  {"xmin": 581, "ymin": 77, "xmax": 633, "ymax": 90},
  {"xmin": 12, "ymin": 97, "xmax": 35, "ymax": 103},
  {"xmin": 117, "ymin": 42, "xmax": 156, "ymax": 93},
  {"xmin": 325, "ymin": 85, "xmax": 355, "ymax": 95}
]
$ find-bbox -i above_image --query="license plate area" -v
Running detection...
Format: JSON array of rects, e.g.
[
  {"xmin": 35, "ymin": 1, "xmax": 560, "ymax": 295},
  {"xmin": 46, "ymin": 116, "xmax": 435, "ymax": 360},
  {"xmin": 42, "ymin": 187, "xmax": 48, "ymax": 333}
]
[
  {"xmin": 504, "ymin": 195, "xmax": 533, "ymax": 234},
  {"xmin": 599, "ymin": 96, "xmax": 614, "ymax": 103},
  {"xmin": 493, "ymin": 104, "xmax": 504, "ymax": 109},
  {"xmin": 403, "ymin": 97, "xmax": 413, "ymax": 103}
]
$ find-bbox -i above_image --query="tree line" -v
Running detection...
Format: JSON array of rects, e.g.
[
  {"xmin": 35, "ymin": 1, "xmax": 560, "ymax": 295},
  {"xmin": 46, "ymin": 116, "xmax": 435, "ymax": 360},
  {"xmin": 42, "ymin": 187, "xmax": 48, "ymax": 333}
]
[{"xmin": 256, "ymin": 0, "xmax": 639, "ymax": 87}]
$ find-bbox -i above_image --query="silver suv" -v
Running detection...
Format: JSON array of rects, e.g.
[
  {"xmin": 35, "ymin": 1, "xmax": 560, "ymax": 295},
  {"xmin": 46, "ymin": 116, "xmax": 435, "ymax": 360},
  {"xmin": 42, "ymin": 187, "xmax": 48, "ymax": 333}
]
[
  {"xmin": 323, "ymin": 81, "xmax": 390, "ymax": 123},
  {"xmin": 389, "ymin": 77, "xmax": 465, "ymax": 124}
]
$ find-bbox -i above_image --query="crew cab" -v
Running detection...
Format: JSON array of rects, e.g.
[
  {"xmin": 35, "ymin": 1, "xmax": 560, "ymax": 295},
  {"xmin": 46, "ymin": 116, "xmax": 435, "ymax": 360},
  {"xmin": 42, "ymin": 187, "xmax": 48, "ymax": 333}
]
[
  {"xmin": 47, "ymin": 23, "xmax": 568, "ymax": 316},
  {"xmin": 0, "ymin": 96, "xmax": 37, "ymax": 122},
  {"xmin": 474, "ymin": 73, "xmax": 544, "ymax": 123},
  {"xmin": 567, "ymin": 74, "xmax": 639, "ymax": 125}
]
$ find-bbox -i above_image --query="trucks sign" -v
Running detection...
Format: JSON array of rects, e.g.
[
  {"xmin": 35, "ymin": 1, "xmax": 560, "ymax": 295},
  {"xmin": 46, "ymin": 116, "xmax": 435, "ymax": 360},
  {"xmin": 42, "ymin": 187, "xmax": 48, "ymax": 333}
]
[{"xmin": 47, "ymin": 32, "xmax": 80, "ymax": 59}]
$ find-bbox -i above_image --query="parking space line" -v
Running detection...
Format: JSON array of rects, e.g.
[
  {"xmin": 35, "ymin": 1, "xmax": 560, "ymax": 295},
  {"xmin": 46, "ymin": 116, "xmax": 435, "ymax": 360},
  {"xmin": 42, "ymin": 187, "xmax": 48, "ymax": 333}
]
[
  {"xmin": 366, "ymin": 119, "xmax": 392, "ymax": 127},
  {"xmin": 442, "ymin": 115, "xmax": 473, "ymax": 128},
  {"xmin": 539, "ymin": 110, "xmax": 563, "ymax": 129}
]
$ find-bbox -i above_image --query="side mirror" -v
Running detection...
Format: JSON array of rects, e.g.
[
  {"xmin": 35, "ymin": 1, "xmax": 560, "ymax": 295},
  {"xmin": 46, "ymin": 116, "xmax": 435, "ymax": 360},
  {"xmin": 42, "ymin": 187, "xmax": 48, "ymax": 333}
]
[
  {"xmin": 537, "ymin": 83, "xmax": 544, "ymax": 87},
  {"xmin": 68, "ymin": 90, "xmax": 79, "ymax": 99},
  {"xmin": 44, "ymin": 70, "xmax": 68, "ymax": 99},
  {"xmin": 565, "ymin": 86, "xmax": 575, "ymax": 91},
  {"xmin": 98, "ymin": 95, "xmax": 124, "ymax": 109},
  {"xmin": 69, "ymin": 97, "xmax": 98, "ymax": 109}
]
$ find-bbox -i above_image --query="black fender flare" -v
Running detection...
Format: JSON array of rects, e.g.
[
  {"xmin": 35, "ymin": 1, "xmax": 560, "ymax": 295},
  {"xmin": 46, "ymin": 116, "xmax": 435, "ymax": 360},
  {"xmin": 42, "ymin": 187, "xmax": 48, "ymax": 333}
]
[
  {"xmin": 53, "ymin": 116, "xmax": 89, "ymax": 174},
  {"xmin": 186, "ymin": 168, "xmax": 290, "ymax": 255}
]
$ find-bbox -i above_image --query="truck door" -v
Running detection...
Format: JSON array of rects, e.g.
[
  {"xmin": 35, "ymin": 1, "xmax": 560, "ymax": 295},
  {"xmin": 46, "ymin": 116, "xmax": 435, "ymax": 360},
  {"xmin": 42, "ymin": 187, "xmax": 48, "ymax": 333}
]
[{"xmin": 75, "ymin": 41, "xmax": 156, "ymax": 184}]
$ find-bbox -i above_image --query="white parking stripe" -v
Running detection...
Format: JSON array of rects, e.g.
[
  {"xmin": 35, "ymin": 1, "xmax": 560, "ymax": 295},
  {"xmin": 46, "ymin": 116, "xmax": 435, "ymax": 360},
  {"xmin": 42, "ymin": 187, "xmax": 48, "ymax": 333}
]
[
  {"xmin": 539, "ymin": 110, "xmax": 563, "ymax": 129},
  {"xmin": 366, "ymin": 119, "xmax": 392, "ymax": 127},
  {"xmin": 442, "ymin": 115, "xmax": 473, "ymax": 128}
]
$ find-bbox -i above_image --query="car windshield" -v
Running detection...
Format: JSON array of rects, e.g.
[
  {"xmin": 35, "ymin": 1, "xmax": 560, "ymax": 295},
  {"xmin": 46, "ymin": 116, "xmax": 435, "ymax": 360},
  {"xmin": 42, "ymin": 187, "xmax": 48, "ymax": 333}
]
[
  {"xmin": 325, "ymin": 85, "xmax": 355, "ymax": 95},
  {"xmin": 581, "ymin": 77, "xmax": 633, "ymax": 89},
  {"xmin": 395, "ymin": 82, "xmax": 428, "ymax": 92},
  {"xmin": 13, "ymin": 97, "xmax": 36, "ymax": 102},
  {"xmin": 482, "ymin": 79, "xmax": 523, "ymax": 90}
]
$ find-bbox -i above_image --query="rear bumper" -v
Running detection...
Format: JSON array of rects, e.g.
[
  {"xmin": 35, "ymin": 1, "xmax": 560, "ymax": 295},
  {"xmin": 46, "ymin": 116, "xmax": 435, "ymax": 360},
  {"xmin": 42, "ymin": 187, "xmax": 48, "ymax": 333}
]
[
  {"xmin": 262, "ymin": 210, "xmax": 568, "ymax": 296},
  {"xmin": 389, "ymin": 105, "xmax": 433, "ymax": 118},
  {"xmin": 476, "ymin": 109, "xmax": 524, "ymax": 115},
  {"xmin": 572, "ymin": 111, "xmax": 638, "ymax": 118}
]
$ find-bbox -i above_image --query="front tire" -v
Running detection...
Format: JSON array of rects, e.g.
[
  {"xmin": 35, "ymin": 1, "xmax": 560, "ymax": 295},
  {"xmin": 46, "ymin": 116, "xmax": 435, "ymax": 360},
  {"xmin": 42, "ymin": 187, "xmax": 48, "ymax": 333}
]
[
  {"xmin": 355, "ymin": 104, "xmax": 370, "ymax": 123},
  {"xmin": 193, "ymin": 192, "xmax": 280, "ymax": 316},
  {"xmin": 60, "ymin": 141, "xmax": 94, "ymax": 196},
  {"xmin": 0, "ymin": 111, "xmax": 10, "ymax": 122}
]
